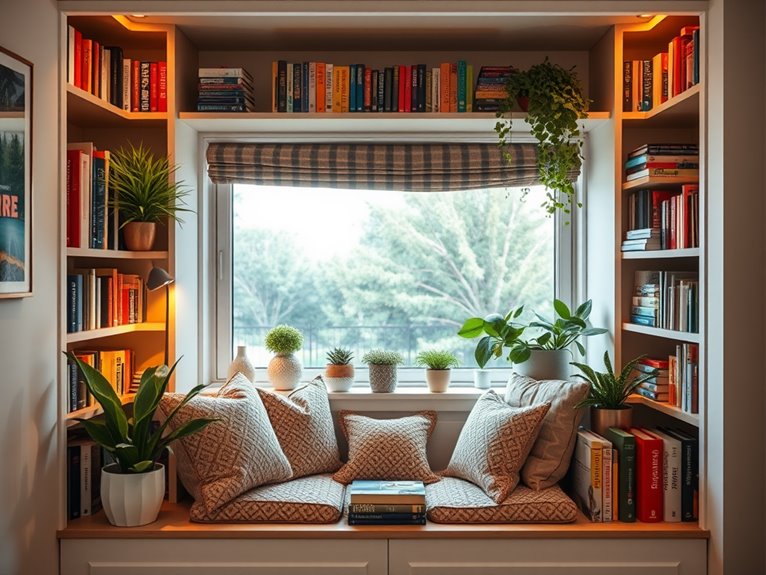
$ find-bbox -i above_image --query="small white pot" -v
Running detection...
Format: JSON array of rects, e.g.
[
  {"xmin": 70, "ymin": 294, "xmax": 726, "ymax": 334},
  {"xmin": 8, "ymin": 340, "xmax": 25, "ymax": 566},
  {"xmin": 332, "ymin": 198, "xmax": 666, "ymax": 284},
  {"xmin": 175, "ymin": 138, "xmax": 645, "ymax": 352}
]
[
  {"xmin": 101, "ymin": 463, "xmax": 165, "ymax": 527},
  {"xmin": 426, "ymin": 369, "xmax": 451, "ymax": 393},
  {"xmin": 228, "ymin": 345, "xmax": 256, "ymax": 383},
  {"xmin": 268, "ymin": 353, "xmax": 303, "ymax": 390}
]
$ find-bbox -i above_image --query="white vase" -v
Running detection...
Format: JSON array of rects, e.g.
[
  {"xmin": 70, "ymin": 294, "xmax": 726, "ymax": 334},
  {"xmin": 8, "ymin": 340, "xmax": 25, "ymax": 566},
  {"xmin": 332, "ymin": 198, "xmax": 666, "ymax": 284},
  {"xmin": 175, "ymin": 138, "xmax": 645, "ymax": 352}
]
[
  {"xmin": 228, "ymin": 345, "xmax": 256, "ymax": 383},
  {"xmin": 514, "ymin": 349, "xmax": 573, "ymax": 381},
  {"xmin": 101, "ymin": 463, "xmax": 165, "ymax": 527},
  {"xmin": 267, "ymin": 353, "xmax": 303, "ymax": 391},
  {"xmin": 426, "ymin": 369, "xmax": 451, "ymax": 393}
]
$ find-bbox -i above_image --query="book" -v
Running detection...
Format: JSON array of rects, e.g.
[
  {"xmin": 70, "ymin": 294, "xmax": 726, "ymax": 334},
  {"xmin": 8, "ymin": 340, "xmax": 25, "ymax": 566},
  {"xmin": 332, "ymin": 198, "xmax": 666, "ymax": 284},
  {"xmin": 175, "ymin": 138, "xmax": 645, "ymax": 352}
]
[
  {"xmin": 198, "ymin": 67, "xmax": 252, "ymax": 79},
  {"xmin": 348, "ymin": 512, "xmax": 426, "ymax": 521},
  {"xmin": 659, "ymin": 428, "xmax": 698, "ymax": 521},
  {"xmin": 67, "ymin": 445, "xmax": 81, "ymax": 520},
  {"xmin": 348, "ymin": 480, "xmax": 426, "ymax": 505},
  {"xmin": 647, "ymin": 429, "xmax": 682, "ymax": 522},
  {"xmin": 624, "ymin": 154, "xmax": 699, "ymax": 170},
  {"xmin": 630, "ymin": 428, "xmax": 663, "ymax": 522},
  {"xmin": 626, "ymin": 167, "xmax": 699, "ymax": 181},
  {"xmin": 348, "ymin": 515, "xmax": 426, "ymax": 526},
  {"xmin": 604, "ymin": 428, "xmax": 636, "ymax": 522},
  {"xmin": 571, "ymin": 429, "xmax": 604, "ymax": 522},
  {"xmin": 628, "ymin": 143, "xmax": 698, "ymax": 159},
  {"xmin": 348, "ymin": 502, "xmax": 426, "ymax": 514}
]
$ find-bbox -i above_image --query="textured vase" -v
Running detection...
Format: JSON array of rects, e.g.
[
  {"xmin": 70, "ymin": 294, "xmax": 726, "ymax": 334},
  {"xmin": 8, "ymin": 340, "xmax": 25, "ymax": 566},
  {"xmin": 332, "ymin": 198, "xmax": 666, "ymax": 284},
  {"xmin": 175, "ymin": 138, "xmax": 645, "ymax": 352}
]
[
  {"xmin": 591, "ymin": 406, "xmax": 633, "ymax": 438},
  {"xmin": 123, "ymin": 222, "xmax": 157, "ymax": 251},
  {"xmin": 267, "ymin": 353, "xmax": 303, "ymax": 391},
  {"xmin": 515, "ymin": 349, "xmax": 572, "ymax": 381},
  {"xmin": 325, "ymin": 364, "xmax": 355, "ymax": 392},
  {"xmin": 228, "ymin": 345, "xmax": 256, "ymax": 383},
  {"xmin": 101, "ymin": 463, "xmax": 165, "ymax": 527},
  {"xmin": 426, "ymin": 369, "xmax": 451, "ymax": 393},
  {"xmin": 368, "ymin": 364, "xmax": 397, "ymax": 393}
]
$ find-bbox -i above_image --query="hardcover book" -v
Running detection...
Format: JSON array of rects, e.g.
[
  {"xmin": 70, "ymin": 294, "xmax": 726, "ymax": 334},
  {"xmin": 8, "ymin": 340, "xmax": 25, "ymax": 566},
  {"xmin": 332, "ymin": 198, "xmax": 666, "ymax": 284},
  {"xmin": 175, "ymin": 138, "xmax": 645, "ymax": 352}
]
[
  {"xmin": 631, "ymin": 428, "xmax": 664, "ymax": 522},
  {"xmin": 604, "ymin": 428, "xmax": 636, "ymax": 522},
  {"xmin": 348, "ymin": 480, "xmax": 426, "ymax": 504}
]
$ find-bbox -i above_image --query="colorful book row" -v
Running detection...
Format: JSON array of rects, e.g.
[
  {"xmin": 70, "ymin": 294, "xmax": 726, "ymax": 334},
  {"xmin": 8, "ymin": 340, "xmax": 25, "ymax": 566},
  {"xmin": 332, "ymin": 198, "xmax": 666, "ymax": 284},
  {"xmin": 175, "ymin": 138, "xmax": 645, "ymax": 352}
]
[
  {"xmin": 633, "ymin": 270, "xmax": 699, "ymax": 333},
  {"xmin": 67, "ymin": 348, "xmax": 134, "ymax": 412},
  {"xmin": 623, "ymin": 184, "xmax": 699, "ymax": 251},
  {"xmin": 66, "ymin": 268, "xmax": 144, "ymax": 334}
]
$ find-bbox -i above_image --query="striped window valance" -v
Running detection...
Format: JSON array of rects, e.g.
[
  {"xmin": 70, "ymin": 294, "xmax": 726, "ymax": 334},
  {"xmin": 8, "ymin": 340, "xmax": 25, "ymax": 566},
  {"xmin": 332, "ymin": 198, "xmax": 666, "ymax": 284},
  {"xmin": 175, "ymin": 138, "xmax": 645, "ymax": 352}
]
[{"xmin": 206, "ymin": 143, "xmax": 578, "ymax": 192}]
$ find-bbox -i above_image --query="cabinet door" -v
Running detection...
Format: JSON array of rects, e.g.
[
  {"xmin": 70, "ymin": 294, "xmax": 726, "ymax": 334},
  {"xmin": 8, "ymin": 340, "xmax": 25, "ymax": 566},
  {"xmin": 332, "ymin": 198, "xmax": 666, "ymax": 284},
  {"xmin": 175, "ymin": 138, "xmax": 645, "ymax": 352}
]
[
  {"xmin": 389, "ymin": 539, "xmax": 706, "ymax": 575},
  {"xmin": 61, "ymin": 539, "xmax": 387, "ymax": 575}
]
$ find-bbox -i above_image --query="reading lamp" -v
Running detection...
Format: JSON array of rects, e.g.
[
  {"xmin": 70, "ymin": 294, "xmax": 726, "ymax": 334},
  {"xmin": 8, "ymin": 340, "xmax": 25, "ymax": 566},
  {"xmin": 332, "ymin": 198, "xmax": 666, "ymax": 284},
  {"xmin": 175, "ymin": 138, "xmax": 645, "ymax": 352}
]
[{"xmin": 146, "ymin": 266, "xmax": 174, "ymax": 366}]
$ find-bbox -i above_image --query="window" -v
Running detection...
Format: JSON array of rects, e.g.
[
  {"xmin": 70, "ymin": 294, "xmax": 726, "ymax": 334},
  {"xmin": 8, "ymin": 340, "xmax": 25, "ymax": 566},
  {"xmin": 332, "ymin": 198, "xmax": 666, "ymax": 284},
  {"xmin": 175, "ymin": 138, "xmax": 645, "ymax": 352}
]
[{"xmin": 214, "ymin": 182, "xmax": 576, "ymax": 384}]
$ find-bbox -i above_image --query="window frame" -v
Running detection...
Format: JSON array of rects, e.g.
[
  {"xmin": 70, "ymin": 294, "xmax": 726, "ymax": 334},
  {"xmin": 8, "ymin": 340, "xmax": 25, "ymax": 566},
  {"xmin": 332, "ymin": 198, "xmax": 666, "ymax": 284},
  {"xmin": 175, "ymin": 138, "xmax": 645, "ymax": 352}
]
[{"xmin": 208, "ymin": 135, "xmax": 581, "ymax": 386}]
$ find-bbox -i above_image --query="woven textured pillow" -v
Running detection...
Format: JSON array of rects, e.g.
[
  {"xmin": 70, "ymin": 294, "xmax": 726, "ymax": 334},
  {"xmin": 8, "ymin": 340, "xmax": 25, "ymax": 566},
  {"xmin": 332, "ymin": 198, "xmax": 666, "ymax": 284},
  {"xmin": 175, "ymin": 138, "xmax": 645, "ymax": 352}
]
[
  {"xmin": 253, "ymin": 376, "xmax": 342, "ymax": 479},
  {"xmin": 444, "ymin": 390, "xmax": 550, "ymax": 503},
  {"xmin": 332, "ymin": 411, "xmax": 440, "ymax": 485},
  {"xmin": 504, "ymin": 372, "xmax": 590, "ymax": 490},
  {"xmin": 158, "ymin": 373, "xmax": 293, "ymax": 514}
]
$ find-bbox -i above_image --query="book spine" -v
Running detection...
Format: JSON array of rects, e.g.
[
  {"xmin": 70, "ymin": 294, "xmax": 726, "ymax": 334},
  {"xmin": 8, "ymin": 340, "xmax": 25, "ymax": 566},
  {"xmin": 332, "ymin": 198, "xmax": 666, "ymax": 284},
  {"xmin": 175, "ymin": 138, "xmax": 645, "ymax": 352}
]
[
  {"xmin": 316, "ymin": 62, "xmax": 326, "ymax": 113},
  {"xmin": 431, "ymin": 68, "xmax": 440, "ymax": 112},
  {"xmin": 158, "ymin": 61, "xmax": 167, "ymax": 112},
  {"xmin": 348, "ymin": 512, "xmax": 425, "ymax": 521},
  {"xmin": 355, "ymin": 64, "xmax": 364, "ymax": 113},
  {"xmin": 439, "ymin": 62, "xmax": 451, "ymax": 112},
  {"xmin": 301, "ymin": 62, "xmax": 309, "ymax": 112},
  {"xmin": 348, "ymin": 516, "xmax": 426, "ymax": 526},
  {"xmin": 623, "ymin": 60, "xmax": 632, "ymax": 112},
  {"xmin": 73, "ymin": 29, "xmax": 82, "ymax": 88},
  {"xmin": 457, "ymin": 60, "xmax": 467, "ymax": 112},
  {"xmin": 348, "ymin": 503, "xmax": 426, "ymax": 514},
  {"xmin": 91, "ymin": 156, "xmax": 106, "ymax": 249},
  {"xmin": 81, "ymin": 39, "xmax": 92, "ymax": 94},
  {"xmin": 636, "ymin": 434, "xmax": 663, "ymax": 522},
  {"xmin": 680, "ymin": 438, "xmax": 697, "ymax": 521},
  {"xmin": 449, "ymin": 62, "xmax": 458, "ymax": 113},
  {"xmin": 405, "ymin": 65, "xmax": 413, "ymax": 113},
  {"xmin": 662, "ymin": 437, "xmax": 682, "ymax": 522},
  {"xmin": 619, "ymin": 438, "xmax": 636, "ymax": 522},
  {"xmin": 80, "ymin": 443, "xmax": 92, "ymax": 516},
  {"xmin": 364, "ymin": 67, "xmax": 372, "ymax": 112},
  {"xmin": 465, "ymin": 64, "xmax": 472, "ymax": 112},
  {"xmin": 293, "ymin": 63, "xmax": 301, "ymax": 112},
  {"xmin": 68, "ymin": 445, "xmax": 81, "ymax": 520},
  {"xmin": 91, "ymin": 40, "xmax": 100, "ymax": 96},
  {"xmin": 602, "ymin": 446, "xmax": 613, "ymax": 522},
  {"xmin": 325, "ymin": 63, "xmax": 333, "ymax": 112},
  {"xmin": 286, "ymin": 63, "xmax": 294, "ymax": 112},
  {"xmin": 308, "ymin": 61, "xmax": 317, "ymax": 113},
  {"xmin": 641, "ymin": 59, "xmax": 653, "ymax": 111}
]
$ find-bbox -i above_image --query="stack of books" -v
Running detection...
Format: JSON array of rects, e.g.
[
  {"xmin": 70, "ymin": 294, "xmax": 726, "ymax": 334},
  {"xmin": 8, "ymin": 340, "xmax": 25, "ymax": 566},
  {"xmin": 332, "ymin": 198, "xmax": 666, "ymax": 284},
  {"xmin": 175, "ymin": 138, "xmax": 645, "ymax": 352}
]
[
  {"xmin": 632, "ymin": 270, "xmax": 698, "ymax": 332},
  {"xmin": 197, "ymin": 67, "xmax": 255, "ymax": 112},
  {"xmin": 621, "ymin": 227, "xmax": 661, "ymax": 252},
  {"xmin": 633, "ymin": 357, "xmax": 670, "ymax": 402},
  {"xmin": 623, "ymin": 183, "xmax": 699, "ymax": 251},
  {"xmin": 473, "ymin": 65, "xmax": 513, "ymax": 112},
  {"xmin": 625, "ymin": 143, "xmax": 699, "ymax": 181},
  {"xmin": 347, "ymin": 480, "xmax": 426, "ymax": 525}
]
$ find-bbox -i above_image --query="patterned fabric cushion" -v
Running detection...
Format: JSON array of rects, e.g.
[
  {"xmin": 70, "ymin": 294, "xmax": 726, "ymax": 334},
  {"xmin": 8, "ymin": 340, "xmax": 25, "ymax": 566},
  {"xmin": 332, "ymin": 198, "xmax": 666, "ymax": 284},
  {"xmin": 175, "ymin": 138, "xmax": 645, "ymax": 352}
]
[
  {"xmin": 190, "ymin": 474, "xmax": 345, "ymax": 524},
  {"xmin": 158, "ymin": 373, "xmax": 293, "ymax": 514},
  {"xmin": 504, "ymin": 372, "xmax": 590, "ymax": 490},
  {"xmin": 426, "ymin": 476, "xmax": 578, "ymax": 523},
  {"xmin": 332, "ymin": 411, "xmax": 440, "ymax": 485},
  {"xmin": 248, "ymin": 376, "xmax": 341, "ymax": 479},
  {"xmin": 444, "ymin": 390, "xmax": 550, "ymax": 503}
]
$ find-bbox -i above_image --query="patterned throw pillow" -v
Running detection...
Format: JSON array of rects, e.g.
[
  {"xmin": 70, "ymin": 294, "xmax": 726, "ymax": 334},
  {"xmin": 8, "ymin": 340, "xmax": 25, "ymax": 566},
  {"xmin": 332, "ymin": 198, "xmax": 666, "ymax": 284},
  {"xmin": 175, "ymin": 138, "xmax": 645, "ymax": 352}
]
[
  {"xmin": 444, "ymin": 390, "xmax": 550, "ymax": 503},
  {"xmin": 253, "ymin": 376, "xmax": 342, "ymax": 479},
  {"xmin": 332, "ymin": 411, "xmax": 440, "ymax": 485},
  {"xmin": 158, "ymin": 373, "xmax": 293, "ymax": 514},
  {"xmin": 504, "ymin": 372, "xmax": 590, "ymax": 490}
]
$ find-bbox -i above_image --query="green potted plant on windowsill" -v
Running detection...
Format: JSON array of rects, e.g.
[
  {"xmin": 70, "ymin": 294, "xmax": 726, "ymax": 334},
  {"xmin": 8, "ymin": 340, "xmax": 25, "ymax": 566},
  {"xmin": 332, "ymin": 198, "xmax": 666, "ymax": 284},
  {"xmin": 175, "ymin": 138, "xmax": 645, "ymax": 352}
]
[
  {"xmin": 109, "ymin": 142, "xmax": 192, "ymax": 251},
  {"xmin": 416, "ymin": 349, "xmax": 460, "ymax": 393},
  {"xmin": 495, "ymin": 58, "xmax": 589, "ymax": 217},
  {"xmin": 362, "ymin": 349, "xmax": 404, "ymax": 393},
  {"xmin": 325, "ymin": 347, "xmax": 355, "ymax": 392},
  {"xmin": 572, "ymin": 351, "xmax": 658, "ymax": 437},
  {"xmin": 265, "ymin": 324, "xmax": 304, "ymax": 391},
  {"xmin": 68, "ymin": 354, "xmax": 215, "ymax": 527}
]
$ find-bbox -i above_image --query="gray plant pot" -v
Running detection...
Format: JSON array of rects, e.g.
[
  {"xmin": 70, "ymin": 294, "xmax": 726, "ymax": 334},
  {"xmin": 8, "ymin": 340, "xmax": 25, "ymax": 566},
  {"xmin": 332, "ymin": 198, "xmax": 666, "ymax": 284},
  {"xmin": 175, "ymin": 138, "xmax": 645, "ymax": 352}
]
[
  {"xmin": 514, "ymin": 349, "xmax": 573, "ymax": 381},
  {"xmin": 368, "ymin": 364, "xmax": 397, "ymax": 393}
]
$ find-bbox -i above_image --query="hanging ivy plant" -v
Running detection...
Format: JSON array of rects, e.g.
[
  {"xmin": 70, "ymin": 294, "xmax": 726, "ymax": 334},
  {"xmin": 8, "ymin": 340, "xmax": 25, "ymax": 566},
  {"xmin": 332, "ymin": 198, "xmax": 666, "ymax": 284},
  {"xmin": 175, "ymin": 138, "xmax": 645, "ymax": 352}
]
[{"xmin": 495, "ymin": 59, "xmax": 589, "ymax": 216}]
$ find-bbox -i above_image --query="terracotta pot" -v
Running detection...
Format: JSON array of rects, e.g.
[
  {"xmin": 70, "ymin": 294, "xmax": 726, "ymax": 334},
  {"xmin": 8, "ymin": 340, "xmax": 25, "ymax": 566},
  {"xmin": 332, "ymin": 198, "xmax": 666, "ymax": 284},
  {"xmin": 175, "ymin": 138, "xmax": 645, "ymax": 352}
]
[
  {"xmin": 101, "ymin": 463, "xmax": 165, "ymax": 527},
  {"xmin": 590, "ymin": 406, "xmax": 633, "ymax": 438},
  {"xmin": 426, "ymin": 369, "xmax": 451, "ymax": 393},
  {"xmin": 123, "ymin": 222, "xmax": 157, "ymax": 251},
  {"xmin": 325, "ymin": 364, "xmax": 355, "ymax": 392}
]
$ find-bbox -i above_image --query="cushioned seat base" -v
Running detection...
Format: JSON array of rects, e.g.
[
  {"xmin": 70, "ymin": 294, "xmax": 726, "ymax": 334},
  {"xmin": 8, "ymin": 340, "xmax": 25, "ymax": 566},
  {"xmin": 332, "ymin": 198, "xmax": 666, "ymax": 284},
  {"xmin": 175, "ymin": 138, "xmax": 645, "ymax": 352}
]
[
  {"xmin": 190, "ymin": 474, "xmax": 345, "ymax": 523},
  {"xmin": 426, "ymin": 477, "xmax": 578, "ymax": 524}
]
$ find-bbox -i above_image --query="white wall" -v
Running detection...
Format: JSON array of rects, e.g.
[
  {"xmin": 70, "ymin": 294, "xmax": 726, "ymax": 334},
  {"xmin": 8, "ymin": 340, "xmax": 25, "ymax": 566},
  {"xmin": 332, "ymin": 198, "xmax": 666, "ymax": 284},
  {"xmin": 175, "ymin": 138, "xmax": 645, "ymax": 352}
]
[{"xmin": 0, "ymin": 0, "xmax": 61, "ymax": 574}]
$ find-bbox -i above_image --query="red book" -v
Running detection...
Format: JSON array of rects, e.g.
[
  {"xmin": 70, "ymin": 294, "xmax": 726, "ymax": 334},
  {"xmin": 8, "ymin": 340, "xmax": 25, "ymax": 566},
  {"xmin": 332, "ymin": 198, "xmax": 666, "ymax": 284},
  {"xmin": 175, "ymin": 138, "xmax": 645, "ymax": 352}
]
[
  {"xmin": 131, "ymin": 60, "xmax": 140, "ymax": 112},
  {"xmin": 640, "ymin": 357, "xmax": 669, "ymax": 369},
  {"xmin": 74, "ymin": 30, "xmax": 82, "ymax": 88},
  {"xmin": 403, "ymin": 65, "xmax": 412, "ymax": 112},
  {"xmin": 92, "ymin": 41, "xmax": 100, "ymax": 96},
  {"xmin": 81, "ymin": 39, "xmax": 92, "ymax": 94},
  {"xmin": 682, "ymin": 184, "xmax": 699, "ymax": 249},
  {"xmin": 671, "ymin": 36, "xmax": 683, "ymax": 97},
  {"xmin": 316, "ymin": 63, "xmax": 326, "ymax": 113},
  {"xmin": 363, "ymin": 67, "xmax": 371, "ymax": 112},
  {"xmin": 150, "ymin": 62, "xmax": 159, "ymax": 112},
  {"xmin": 631, "ymin": 428, "xmax": 663, "ymax": 522},
  {"xmin": 650, "ymin": 190, "xmax": 676, "ymax": 229},
  {"xmin": 398, "ymin": 65, "xmax": 406, "ymax": 113},
  {"xmin": 66, "ymin": 149, "xmax": 83, "ymax": 248},
  {"xmin": 439, "ymin": 62, "xmax": 451, "ymax": 112},
  {"xmin": 158, "ymin": 61, "xmax": 167, "ymax": 112}
]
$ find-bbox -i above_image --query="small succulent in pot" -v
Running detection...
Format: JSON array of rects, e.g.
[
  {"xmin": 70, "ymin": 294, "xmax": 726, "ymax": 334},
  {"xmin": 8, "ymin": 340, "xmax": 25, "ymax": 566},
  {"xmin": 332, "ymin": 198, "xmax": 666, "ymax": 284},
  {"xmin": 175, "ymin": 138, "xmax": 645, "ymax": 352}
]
[
  {"xmin": 416, "ymin": 349, "xmax": 460, "ymax": 393},
  {"xmin": 325, "ymin": 346, "xmax": 355, "ymax": 392},
  {"xmin": 362, "ymin": 349, "xmax": 404, "ymax": 393},
  {"xmin": 265, "ymin": 325, "xmax": 304, "ymax": 391}
]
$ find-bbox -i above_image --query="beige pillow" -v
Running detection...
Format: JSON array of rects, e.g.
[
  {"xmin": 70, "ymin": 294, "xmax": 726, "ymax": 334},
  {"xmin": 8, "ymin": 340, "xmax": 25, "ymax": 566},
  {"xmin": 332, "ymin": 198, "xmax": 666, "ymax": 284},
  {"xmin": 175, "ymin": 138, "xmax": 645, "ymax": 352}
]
[
  {"xmin": 158, "ymin": 373, "xmax": 293, "ymax": 514},
  {"xmin": 253, "ymin": 376, "xmax": 342, "ymax": 479},
  {"xmin": 444, "ymin": 390, "xmax": 550, "ymax": 503},
  {"xmin": 332, "ymin": 411, "xmax": 440, "ymax": 485},
  {"xmin": 504, "ymin": 372, "xmax": 590, "ymax": 490}
]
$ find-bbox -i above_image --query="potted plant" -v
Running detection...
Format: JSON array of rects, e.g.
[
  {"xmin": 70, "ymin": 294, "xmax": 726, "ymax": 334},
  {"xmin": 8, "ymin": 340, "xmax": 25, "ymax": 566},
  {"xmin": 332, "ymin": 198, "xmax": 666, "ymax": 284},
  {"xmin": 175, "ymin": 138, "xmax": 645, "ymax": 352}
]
[
  {"xmin": 495, "ymin": 58, "xmax": 589, "ymax": 216},
  {"xmin": 109, "ymin": 142, "xmax": 192, "ymax": 251},
  {"xmin": 325, "ymin": 347, "xmax": 355, "ymax": 392},
  {"xmin": 265, "ymin": 324, "xmax": 304, "ymax": 390},
  {"xmin": 68, "ymin": 355, "xmax": 215, "ymax": 526},
  {"xmin": 458, "ymin": 299, "xmax": 607, "ymax": 380},
  {"xmin": 572, "ymin": 351, "xmax": 658, "ymax": 437},
  {"xmin": 416, "ymin": 349, "xmax": 460, "ymax": 393},
  {"xmin": 362, "ymin": 349, "xmax": 404, "ymax": 393}
]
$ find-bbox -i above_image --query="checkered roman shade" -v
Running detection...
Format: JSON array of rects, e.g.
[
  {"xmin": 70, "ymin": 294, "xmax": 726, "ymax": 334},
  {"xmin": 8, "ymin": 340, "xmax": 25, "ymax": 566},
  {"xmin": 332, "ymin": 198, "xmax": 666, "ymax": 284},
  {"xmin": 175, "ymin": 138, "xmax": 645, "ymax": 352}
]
[{"xmin": 205, "ymin": 143, "xmax": 571, "ymax": 191}]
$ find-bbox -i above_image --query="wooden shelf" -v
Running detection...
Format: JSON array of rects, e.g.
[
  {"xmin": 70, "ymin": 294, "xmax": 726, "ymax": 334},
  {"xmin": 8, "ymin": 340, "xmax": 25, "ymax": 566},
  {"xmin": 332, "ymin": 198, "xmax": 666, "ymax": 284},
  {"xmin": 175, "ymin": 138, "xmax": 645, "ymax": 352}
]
[
  {"xmin": 66, "ymin": 323, "xmax": 165, "ymax": 344},
  {"xmin": 627, "ymin": 394, "xmax": 699, "ymax": 426},
  {"xmin": 622, "ymin": 175, "xmax": 699, "ymax": 191},
  {"xmin": 67, "ymin": 85, "xmax": 167, "ymax": 127},
  {"xmin": 621, "ymin": 248, "xmax": 700, "ymax": 259},
  {"xmin": 178, "ymin": 111, "xmax": 610, "ymax": 134},
  {"xmin": 66, "ymin": 248, "xmax": 168, "ymax": 260},
  {"xmin": 622, "ymin": 84, "xmax": 700, "ymax": 128},
  {"xmin": 65, "ymin": 394, "xmax": 136, "ymax": 427},
  {"xmin": 622, "ymin": 323, "xmax": 700, "ymax": 343}
]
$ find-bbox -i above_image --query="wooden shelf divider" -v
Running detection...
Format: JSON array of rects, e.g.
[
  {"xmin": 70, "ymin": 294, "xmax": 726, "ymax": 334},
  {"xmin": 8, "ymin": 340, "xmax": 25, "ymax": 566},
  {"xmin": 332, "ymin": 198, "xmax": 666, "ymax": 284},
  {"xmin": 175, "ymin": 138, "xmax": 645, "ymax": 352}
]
[{"xmin": 66, "ymin": 322, "xmax": 165, "ymax": 344}]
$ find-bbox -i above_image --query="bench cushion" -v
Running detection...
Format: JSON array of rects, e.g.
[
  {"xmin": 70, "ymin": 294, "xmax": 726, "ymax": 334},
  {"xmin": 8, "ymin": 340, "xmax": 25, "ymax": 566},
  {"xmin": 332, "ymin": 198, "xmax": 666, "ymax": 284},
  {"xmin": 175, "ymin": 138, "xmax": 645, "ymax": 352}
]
[
  {"xmin": 190, "ymin": 474, "xmax": 345, "ymax": 523},
  {"xmin": 426, "ymin": 477, "xmax": 578, "ymax": 524}
]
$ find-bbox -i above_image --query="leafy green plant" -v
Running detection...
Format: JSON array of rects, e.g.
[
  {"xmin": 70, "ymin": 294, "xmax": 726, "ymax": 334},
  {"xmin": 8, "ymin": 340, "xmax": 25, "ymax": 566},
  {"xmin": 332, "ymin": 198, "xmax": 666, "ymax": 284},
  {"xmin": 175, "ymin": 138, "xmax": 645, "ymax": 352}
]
[
  {"xmin": 572, "ymin": 352, "xmax": 658, "ymax": 409},
  {"xmin": 109, "ymin": 142, "xmax": 192, "ymax": 226},
  {"xmin": 458, "ymin": 299, "xmax": 607, "ymax": 368},
  {"xmin": 362, "ymin": 349, "xmax": 404, "ymax": 366},
  {"xmin": 495, "ymin": 59, "xmax": 589, "ymax": 216},
  {"xmin": 265, "ymin": 325, "xmax": 304, "ymax": 354},
  {"xmin": 68, "ymin": 354, "xmax": 216, "ymax": 474},
  {"xmin": 416, "ymin": 349, "xmax": 460, "ymax": 370},
  {"xmin": 326, "ymin": 347, "xmax": 354, "ymax": 365}
]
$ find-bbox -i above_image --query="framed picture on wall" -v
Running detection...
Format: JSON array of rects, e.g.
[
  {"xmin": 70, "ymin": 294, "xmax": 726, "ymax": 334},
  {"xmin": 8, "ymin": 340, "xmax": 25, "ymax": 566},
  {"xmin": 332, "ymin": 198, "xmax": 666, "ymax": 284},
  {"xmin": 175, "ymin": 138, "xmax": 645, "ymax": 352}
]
[{"xmin": 0, "ymin": 46, "xmax": 32, "ymax": 298}]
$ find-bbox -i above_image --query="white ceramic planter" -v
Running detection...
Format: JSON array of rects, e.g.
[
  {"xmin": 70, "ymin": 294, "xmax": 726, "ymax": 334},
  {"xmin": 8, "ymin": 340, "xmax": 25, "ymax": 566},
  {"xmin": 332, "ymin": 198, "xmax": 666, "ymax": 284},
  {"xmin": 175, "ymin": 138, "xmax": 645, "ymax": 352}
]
[
  {"xmin": 267, "ymin": 353, "xmax": 303, "ymax": 390},
  {"xmin": 514, "ymin": 349, "xmax": 573, "ymax": 381},
  {"xmin": 228, "ymin": 345, "xmax": 256, "ymax": 383},
  {"xmin": 426, "ymin": 369, "xmax": 451, "ymax": 392},
  {"xmin": 101, "ymin": 463, "xmax": 165, "ymax": 527}
]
